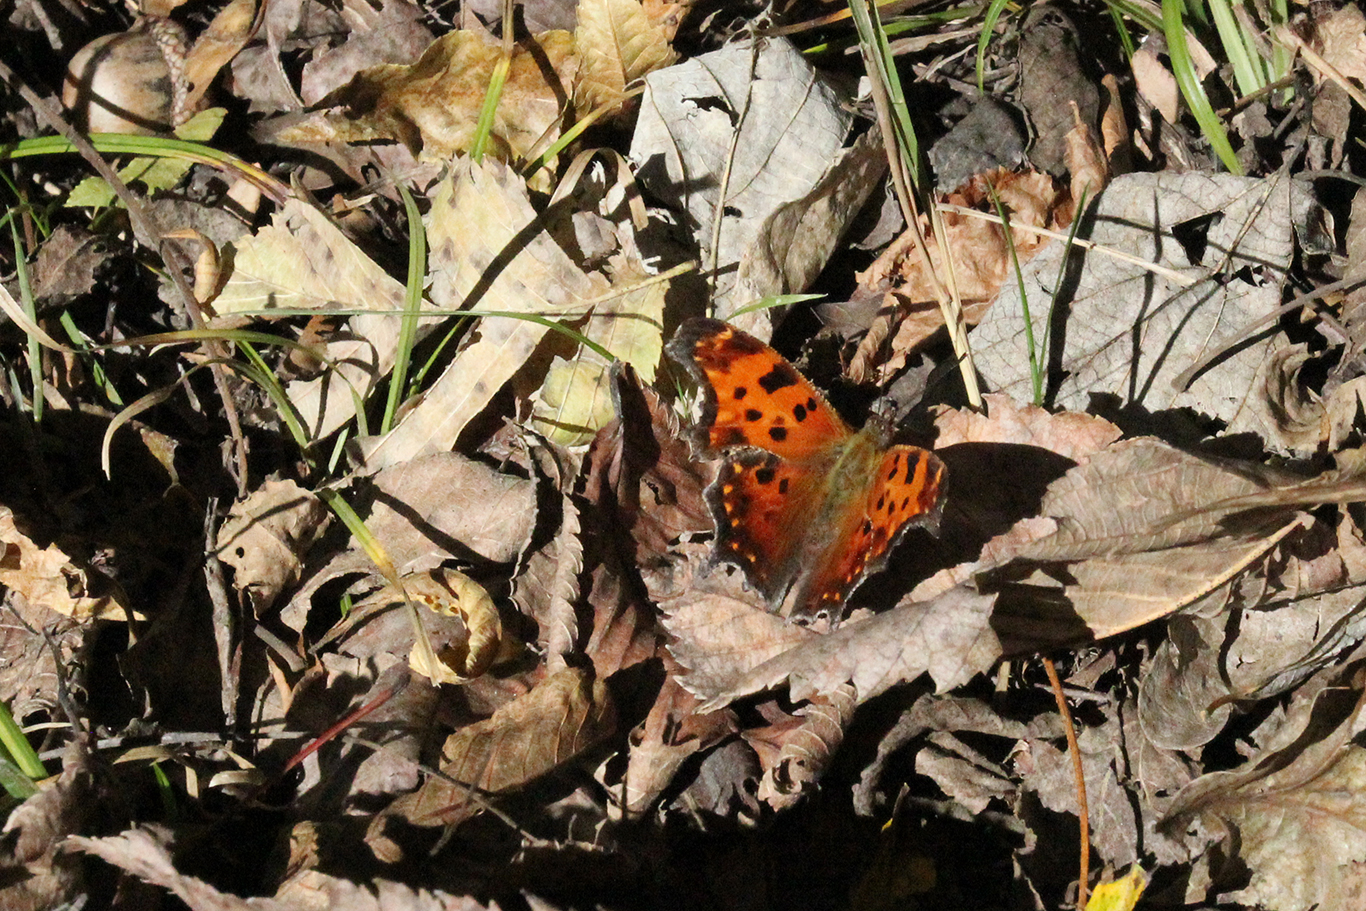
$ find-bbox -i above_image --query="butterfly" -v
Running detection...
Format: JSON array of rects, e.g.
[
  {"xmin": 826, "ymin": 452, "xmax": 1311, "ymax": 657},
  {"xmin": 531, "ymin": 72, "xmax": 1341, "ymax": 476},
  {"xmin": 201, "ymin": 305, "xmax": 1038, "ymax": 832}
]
[{"xmin": 666, "ymin": 318, "xmax": 947, "ymax": 623}]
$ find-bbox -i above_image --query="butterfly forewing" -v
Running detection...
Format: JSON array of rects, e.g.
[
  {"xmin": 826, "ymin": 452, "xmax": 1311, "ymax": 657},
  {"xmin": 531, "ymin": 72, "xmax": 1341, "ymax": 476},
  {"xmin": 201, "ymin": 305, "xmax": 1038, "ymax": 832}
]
[{"xmin": 666, "ymin": 318, "xmax": 853, "ymax": 461}]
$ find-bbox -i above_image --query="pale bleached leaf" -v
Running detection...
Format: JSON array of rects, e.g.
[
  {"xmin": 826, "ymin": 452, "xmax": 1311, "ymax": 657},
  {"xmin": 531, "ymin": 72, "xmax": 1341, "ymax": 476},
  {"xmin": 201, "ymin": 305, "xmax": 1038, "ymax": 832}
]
[
  {"xmin": 359, "ymin": 158, "xmax": 610, "ymax": 469},
  {"xmin": 211, "ymin": 198, "xmax": 429, "ymax": 438},
  {"xmin": 530, "ymin": 268, "xmax": 665, "ymax": 445}
]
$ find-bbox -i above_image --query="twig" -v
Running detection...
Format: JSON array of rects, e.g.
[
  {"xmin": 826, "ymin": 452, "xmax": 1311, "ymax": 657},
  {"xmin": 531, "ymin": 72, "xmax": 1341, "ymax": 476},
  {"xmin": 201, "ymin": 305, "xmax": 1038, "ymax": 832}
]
[
  {"xmin": 1275, "ymin": 26, "xmax": 1366, "ymax": 113},
  {"xmin": 1043, "ymin": 655, "xmax": 1090, "ymax": 908},
  {"xmin": 934, "ymin": 203, "xmax": 1196, "ymax": 286},
  {"xmin": 707, "ymin": 38, "xmax": 761, "ymax": 305}
]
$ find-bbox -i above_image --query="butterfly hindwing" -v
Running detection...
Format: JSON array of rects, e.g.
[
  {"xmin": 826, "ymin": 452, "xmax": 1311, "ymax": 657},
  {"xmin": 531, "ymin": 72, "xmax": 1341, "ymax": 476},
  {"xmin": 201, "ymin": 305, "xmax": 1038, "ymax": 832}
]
[
  {"xmin": 794, "ymin": 443, "xmax": 947, "ymax": 617},
  {"xmin": 666, "ymin": 318, "xmax": 853, "ymax": 461}
]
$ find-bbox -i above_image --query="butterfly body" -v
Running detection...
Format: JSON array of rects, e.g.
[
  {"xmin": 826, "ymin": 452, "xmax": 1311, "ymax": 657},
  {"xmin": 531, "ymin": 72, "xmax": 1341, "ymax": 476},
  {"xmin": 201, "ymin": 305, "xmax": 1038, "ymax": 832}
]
[{"xmin": 666, "ymin": 318, "xmax": 947, "ymax": 622}]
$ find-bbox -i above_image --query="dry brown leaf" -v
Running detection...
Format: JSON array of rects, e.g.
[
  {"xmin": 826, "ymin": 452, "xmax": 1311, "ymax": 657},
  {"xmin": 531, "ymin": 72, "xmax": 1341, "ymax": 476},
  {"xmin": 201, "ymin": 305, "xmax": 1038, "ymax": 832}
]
[
  {"xmin": 1312, "ymin": 4, "xmax": 1366, "ymax": 86},
  {"xmin": 662, "ymin": 587, "xmax": 814, "ymax": 700},
  {"xmin": 857, "ymin": 168, "xmax": 1067, "ymax": 314},
  {"xmin": 935, "ymin": 393, "xmax": 1122, "ymax": 455},
  {"xmin": 366, "ymin": 451, "xmax": 538, "ymax": 570},
  {"xmin": 210, "ymin": 197, "xmax": 419, "ymax": 438},
  {"xmin": 1016, "ymin": 5, "xmax": 1100, "ymax": 176},
  {"xmin": 370, "ymin": 666, "xmax": 616, "ymax": 845},
  {"xmin": 359, "ymin": 158, "xmax": 611, "ymax": 469},
  {"xmin": 1341, "ymin": 187, "xmax": 1366, "ymax": 354},
  {"xmin": 1063, "ymin": 101, "xmax": 1110, "ymax": 202},
  {"xmin": 509, "ymin": 441, "xmax": 583, "ymax": 671},
  {"xmin": 0, "ymin": 593, "xmax": 83, "ymax": 724},
  {"xmin": 618, "ymin": 668, "xmax": 734, "ymax": 816},
  {"xmin": 0, "ymin": 506, "xmax": 135, "ymax": 622},
  {"xmin": 629, "ymin": 38, "xmax": 856, "ymax": 322},
  {"xmin": 975, "ymin": 172, "xmax": 1313, "ymax": 446},
  {"xmin": 1021, "ymin": 718, "xmax": 1141, "ymax": 867},
  {"xmin": 285, "ymin": 29, "xmax": 578, "ymax": 162},
  {"xmin": 690, "ymin": 586, "xmax": 999, "ymax": 710},
  {"xmin": 1160, "ymin": 656, "xmax": 1366, "ymax": 911},
  {"xmin": 854, "ymin": 694, "xmax": 1044, "ymax": 815},
  {"xmin": 71, "ymin": 828, "xmax": 282, "ymax": 911},
  {"xmin": 916, "ymin": 731, "xmax": 1014, "ymax": 815},
  {"xmin": 526, "ymin": 257, "xmax": 667, "ymax": 446},
  {"xmin": 182, "ymin": 0, "xmax": 259, "ymax": 113},
  {"xmin": 0, "ymin": 743, "xmax": 91, "ymax": 911},
  {"xmin": 750, "ymin": 683, "xmax": 855, "ymax": 809},
  {"xmin": 967, "ymin": 438, "xmax": 1319, "ymax": 649},
  {"xmin": 582, "ymin": 364, "xmax": 709, "ymax": 596},
  {"xmin": 994, "ymin": 524, "xmax": 1302, "ymax": 653},
  {"xmin": 298, "ymin": 0, "xmax": 435, "ymax": 106},
  {"xmin": 1011, "ymin": 438, "xmax": 1300, "ymax": 561},
  {"xmin": 388, "ymin": 568, "xmax": 503, "ymax": 684},
  {"xmin": 215, "ymin": 479, "xmax": 329, "ymax": 614},
  {"xmin": 736, "ymin": 127, "xmax": 889, "ymax": 308}
]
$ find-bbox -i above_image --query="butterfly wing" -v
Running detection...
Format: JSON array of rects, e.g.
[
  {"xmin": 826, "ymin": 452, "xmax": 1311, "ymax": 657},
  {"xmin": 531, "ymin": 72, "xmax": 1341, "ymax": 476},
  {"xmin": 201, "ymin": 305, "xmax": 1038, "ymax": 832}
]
[
  {"xmin": 666, "ymin": 318, "xmax": 948, "ymax": 621},
  {"xmin": 665, "ymin": 318, "xmax": 854, "ymax": 460},
  {"xmin": 706, "ymin": 451, "xmax": 832, "ymax": 611},
  {"xmin": 790, "ymin": 442, "xmax": 947, "ymax": 621}
]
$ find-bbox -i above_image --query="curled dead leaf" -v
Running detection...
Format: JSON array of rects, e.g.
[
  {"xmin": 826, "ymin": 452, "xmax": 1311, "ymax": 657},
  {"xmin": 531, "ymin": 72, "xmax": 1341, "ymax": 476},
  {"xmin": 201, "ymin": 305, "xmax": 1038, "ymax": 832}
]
[
  {"xmin": 388, "ymin": 568, "xmax": 504, "ymax": 684},
  {"xmin": 0, "ymin": 507, "xmax": 136, "ymax": 623}
]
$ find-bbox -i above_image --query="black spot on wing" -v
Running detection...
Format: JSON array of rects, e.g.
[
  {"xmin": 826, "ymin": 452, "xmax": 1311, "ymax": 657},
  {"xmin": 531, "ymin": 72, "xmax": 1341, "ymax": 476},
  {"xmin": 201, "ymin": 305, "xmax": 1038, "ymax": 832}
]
[{"xmin": 758, "ymin": 363, "xmax": 800, "ymax": 394}]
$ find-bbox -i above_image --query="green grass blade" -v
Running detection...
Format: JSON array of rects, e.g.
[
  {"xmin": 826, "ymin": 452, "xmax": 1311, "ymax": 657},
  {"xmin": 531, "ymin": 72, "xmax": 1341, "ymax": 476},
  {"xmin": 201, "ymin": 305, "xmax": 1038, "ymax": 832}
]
[
  {"xmin": 0, "ymin": 701, "xmax": 44, "ymax": 793},
  {"xmin": 848, "ymin": 0, "xmax": 922, "ymax": 190},
  {"xmin": 1163, "ymin": 0, "xmax": 1244, "ymax": 174},
  {"xmin": 8, "ymin": 215, "xmax": 41, "ymax": 422},
  {"xmin": 986, "ymin": 184, "xmax": 1042, "ymax": 404},
  {"xmin": 381, "ymin": 185, "xmax": 427, "ymax": 435},
  {"xmin": 977, "ymin": 0, "xmax": 1014, "ymax": 92},
  {"xmin": 470, "ymin": 54, "xmax": 511, "ymax": 163},
  {"xmin": 0, "ymin": 134, "xmax": 288, "ymax": 202},
  {"xmin": 1106, "ymin": 2, "xmax": 1139, "ymax": 58},
  {"xmin": 1206, "ymin": 0, "xmax": 1265, "ymax": 96}
]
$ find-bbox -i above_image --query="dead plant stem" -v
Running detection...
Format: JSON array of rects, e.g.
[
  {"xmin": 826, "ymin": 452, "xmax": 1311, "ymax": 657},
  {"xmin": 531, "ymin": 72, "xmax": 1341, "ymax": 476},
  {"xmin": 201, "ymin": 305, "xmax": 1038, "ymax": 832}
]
[{"xmin": 1043, "ymin": 655, "xmax": 1090, "ymax": 909}]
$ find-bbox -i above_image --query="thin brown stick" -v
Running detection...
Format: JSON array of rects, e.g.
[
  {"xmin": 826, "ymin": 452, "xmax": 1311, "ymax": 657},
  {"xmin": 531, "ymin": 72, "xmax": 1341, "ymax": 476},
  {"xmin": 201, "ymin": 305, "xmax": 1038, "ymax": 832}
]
[{"xmin": 1042, "ymin": 655, "xmax": 1090, "ymax": 908}]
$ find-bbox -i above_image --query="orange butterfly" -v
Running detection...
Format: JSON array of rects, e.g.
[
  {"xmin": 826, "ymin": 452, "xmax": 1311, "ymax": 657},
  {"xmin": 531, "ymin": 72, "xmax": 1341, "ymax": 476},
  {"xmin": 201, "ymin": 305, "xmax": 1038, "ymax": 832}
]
[{"xmin": 667, "ymin": 318, "xmax": 947, "ymax": 623}]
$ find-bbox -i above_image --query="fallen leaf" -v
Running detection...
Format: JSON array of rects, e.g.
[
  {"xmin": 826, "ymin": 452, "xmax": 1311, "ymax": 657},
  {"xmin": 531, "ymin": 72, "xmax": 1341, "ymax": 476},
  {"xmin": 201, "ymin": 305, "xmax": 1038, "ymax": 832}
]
[
  {"xmin": 975, "ymin": 172, "xmax": 1317, "ymax": 447},
  {"xmin": 215, "ymin": 478, "xmax": 329, "ymax": 614},
  {"xmin": 630, "ymin": 37, "xmax": 854, "ymax": 323},
  {"xmin": 368, "ymin": 665, "xmax": 616, "ymax": 854},
  {"xmin": 0, "ymin": 506, "xmax": 135, "ymax": 622},
  {"xmin": 1160, "ymin": 655, "xmax": 1366, "ymax": 911},
  {"xmin": 285, "ymin": 29, "xmax": 578, "ymax": 162},
  {"xmin": 686, "ymin": 585, "xmax": 999, "ymax": 710},
  {"xmin": 211, "ymin": 197, "xmax": 423, "ymax": 438},
  {"xmin": 574, "ymin": 0, "xmax": 677, "ymax": 111},
  {"xmin": 358, "ymin": 158, "xmax": 611, "ymax": 468}
]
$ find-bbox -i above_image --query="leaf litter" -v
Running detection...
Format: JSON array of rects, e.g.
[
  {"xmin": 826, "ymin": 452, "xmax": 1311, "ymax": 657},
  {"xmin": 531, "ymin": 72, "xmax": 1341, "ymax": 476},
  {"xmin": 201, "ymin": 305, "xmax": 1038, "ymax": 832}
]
[{"xmin": 2, "ymin": 0, "xmax": 1366, "ymax": 909}]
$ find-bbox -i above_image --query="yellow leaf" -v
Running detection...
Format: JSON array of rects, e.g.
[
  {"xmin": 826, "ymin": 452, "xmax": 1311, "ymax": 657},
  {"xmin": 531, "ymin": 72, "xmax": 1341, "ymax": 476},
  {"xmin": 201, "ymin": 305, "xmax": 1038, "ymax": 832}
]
[
  {"xmin": 575, "ymin": 0, "xmax": 678, "ymax": 111},
  {"xmin": 1085, "ymin": 868, "xmax": 1148, "ymax": 911}
]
